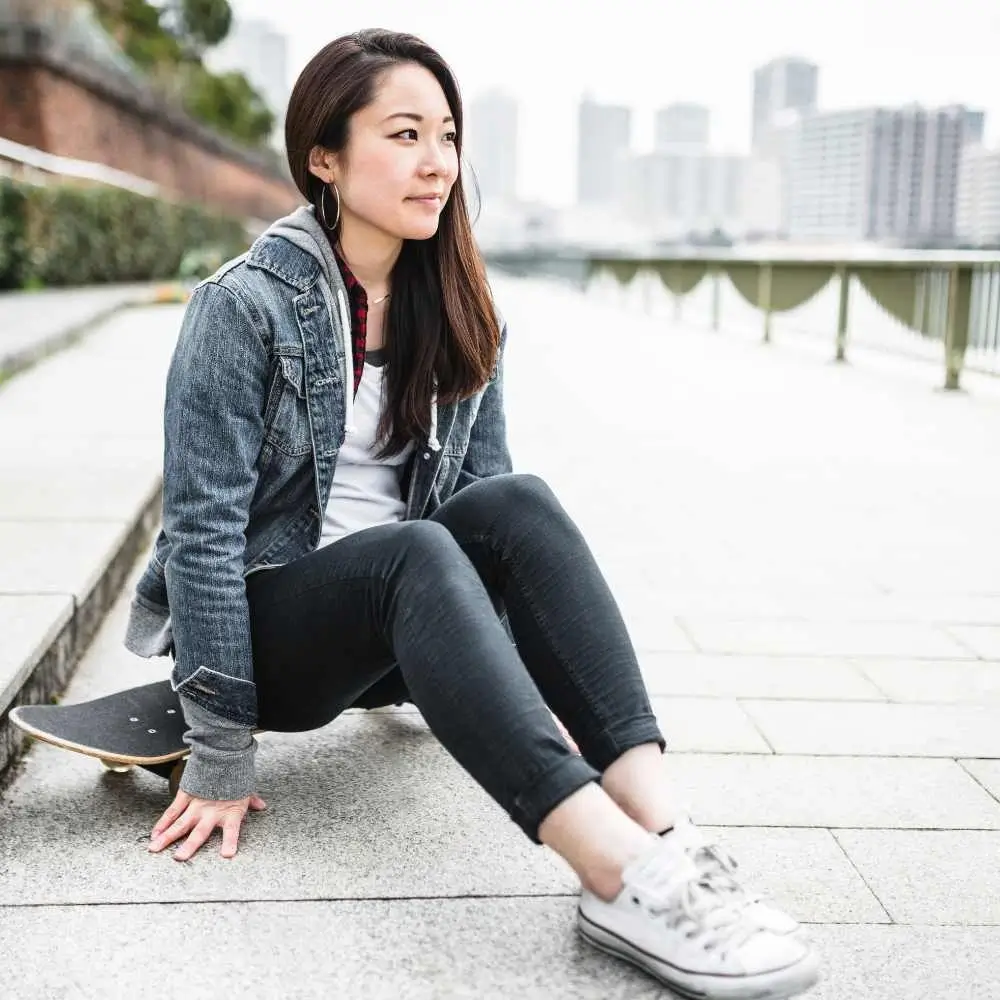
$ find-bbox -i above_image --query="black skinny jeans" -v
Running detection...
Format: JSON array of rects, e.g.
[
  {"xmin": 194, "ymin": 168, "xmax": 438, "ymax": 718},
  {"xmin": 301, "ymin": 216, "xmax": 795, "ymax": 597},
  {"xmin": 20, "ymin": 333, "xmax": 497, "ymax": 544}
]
[{"xmin": 247, "ymin": 473, "xmax": 664, "ymax": 842}]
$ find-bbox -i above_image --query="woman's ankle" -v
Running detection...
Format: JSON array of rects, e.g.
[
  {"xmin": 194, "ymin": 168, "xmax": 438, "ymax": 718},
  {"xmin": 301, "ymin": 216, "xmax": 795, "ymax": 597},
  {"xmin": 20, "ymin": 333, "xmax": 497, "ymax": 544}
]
[
  {"xmin": 601, "ymin": 744, "xmax": 681, "ymax": 833},
  {"xmin": 538, "ymin": 782, "xmax": 656, "ymax": 901}
]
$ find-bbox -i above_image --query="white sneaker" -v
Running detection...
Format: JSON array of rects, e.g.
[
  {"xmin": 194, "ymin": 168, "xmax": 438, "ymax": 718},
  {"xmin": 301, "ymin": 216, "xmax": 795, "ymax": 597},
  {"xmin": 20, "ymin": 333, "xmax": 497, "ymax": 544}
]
[
  {"xmin": 666, "ymin": 819, "xmax": 801, "ymax": 936},
  {"xmin": 578, "ymin": 838, "xmax": 820, "ymax": 1000}
]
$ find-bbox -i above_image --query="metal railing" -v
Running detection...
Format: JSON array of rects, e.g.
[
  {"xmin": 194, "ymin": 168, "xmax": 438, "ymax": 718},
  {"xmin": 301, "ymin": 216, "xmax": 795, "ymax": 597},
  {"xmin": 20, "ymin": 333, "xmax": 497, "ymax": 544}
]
[{"xmin": 487, "ymin": 248, "xmax": 1000, "ymax": 389}]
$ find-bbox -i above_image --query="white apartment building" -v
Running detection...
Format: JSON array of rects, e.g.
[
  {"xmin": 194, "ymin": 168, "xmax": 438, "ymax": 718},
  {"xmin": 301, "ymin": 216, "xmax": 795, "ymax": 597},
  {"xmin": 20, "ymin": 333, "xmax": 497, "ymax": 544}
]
[
  {"xmin": 957, "ymin": 145, "xmax": 1000, "ymax": 245},
  {"xmin": 618, "ymin": 151, "xmax": 746, "ymax": 238},
  {"xmin": 788, "ymin": 105, "xmax": 985, "ymax": 243},
  {"xmin": 787, "ymin": 109, "xmax": 871, "ymax": 240},
  {"xmin": 464, "ymin": 90, "xmax": 519, "ymax": 206},
  {"xmin": 577, "ymin": 97, "xmax": 631, "ymax": 205},
  {"xmin": 654, "ymin": 103, "xmax": 710, "ymax": 150}
]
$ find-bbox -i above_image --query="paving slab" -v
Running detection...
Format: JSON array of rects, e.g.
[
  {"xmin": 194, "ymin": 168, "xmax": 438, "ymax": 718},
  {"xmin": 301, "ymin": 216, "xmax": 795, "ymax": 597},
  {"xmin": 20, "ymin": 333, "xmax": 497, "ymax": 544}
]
[
  {"xmin": 651, "ymin": 696, "xmax": 772, "ymax": 753},
  {"xmin": 0, "ymin": 898, "xmax": 666, "ymax": 1000},
  {"xmin": 700, "ymin": 826, "xmax": 889, "ymax": 924},
  {"xmin": 728, "ymin": 592, "xmax": 1000, "ymax": 625},
  {"xmin": 948, "ymin": 625, "xmax": 1000, "ymax": 660},
  {"xmin": 834, "ymin": 829, "xmax": 1000, "ymax": 925},
  {"xmin": 0, "ymin": 465, "xmax": 161, "ymax": 521},
  {"xmin": 620, "ymin": 612, "xmax": 698, "ymax": 652},
  {"xmin": 742, "ymin": 699, "xmax": 1000, "ymax": 757},
  {"xmin": 0, "ymin": 595, "xmax": 73, "ymax": 710},
  {"xmin": 0, "ymin": 306, "xmax": 177, "ymax": 438},
  {"xmin": 0, "ymin": 283, "xmax": 157, "ymax": 376},
  {"xmin": 641, "ymin": 653, "xmax": 884, "ymax": 701},
  {"xmin": 2, "ymin": 904, "xmax": 998, "ymax": 1000},
  {"xmin": 959, "ymin": 759, "xmax": 1000, "ymax": 802},
  {"xmin": 855, "ymin": 658, "xmax": 1000, "ymax": 703},
  {"xmin": 873, "ymin": 562, "xmax": 1000, "ymax": 596},
  {"xmin": 676, "ymin": 619, "xmax": 975, "ymax": 659},
  {"xmin": 0, "ymin": 519, "xmax": 130, "ymax": 599},
  {"xmin": 665, "ymin": 754, "xmax": 1000, "ymax": 829},
  {"xmin": 807, "ymin": 924, "xmax": 1000, "ymax": 1000}
]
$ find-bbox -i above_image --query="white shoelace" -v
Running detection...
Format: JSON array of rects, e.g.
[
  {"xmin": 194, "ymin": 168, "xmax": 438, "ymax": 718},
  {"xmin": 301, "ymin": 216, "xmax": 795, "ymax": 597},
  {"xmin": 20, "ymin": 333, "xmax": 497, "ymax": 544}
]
[
  {"xmin": 687, "ymin": 841, "xmax": 767, "ymax": 910},
  {"xmin": 625, "ymin": 846, "xmax": 769, "ymax": 957}
]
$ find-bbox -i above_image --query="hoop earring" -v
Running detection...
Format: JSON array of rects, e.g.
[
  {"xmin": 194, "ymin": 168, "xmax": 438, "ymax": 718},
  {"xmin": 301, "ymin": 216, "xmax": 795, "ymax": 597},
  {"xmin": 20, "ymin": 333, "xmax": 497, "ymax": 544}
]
[{"xmin": 319, "ymin": 183, "xmax": 341, "ymax": 231}]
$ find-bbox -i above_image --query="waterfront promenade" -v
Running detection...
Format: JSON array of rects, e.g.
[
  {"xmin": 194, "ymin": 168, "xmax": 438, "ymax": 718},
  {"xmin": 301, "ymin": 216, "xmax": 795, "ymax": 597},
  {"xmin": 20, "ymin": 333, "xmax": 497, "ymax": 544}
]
[{"xmin": 1, "ymin": 273, "xmax": 999, "ymax": 998}]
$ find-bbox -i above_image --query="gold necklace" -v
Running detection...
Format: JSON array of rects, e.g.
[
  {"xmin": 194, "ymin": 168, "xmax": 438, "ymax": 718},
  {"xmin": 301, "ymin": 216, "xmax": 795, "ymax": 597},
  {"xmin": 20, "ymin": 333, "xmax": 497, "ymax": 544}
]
[{"xmin": 371, "ymin": 292, "xmax": 391, "ymax": 305}]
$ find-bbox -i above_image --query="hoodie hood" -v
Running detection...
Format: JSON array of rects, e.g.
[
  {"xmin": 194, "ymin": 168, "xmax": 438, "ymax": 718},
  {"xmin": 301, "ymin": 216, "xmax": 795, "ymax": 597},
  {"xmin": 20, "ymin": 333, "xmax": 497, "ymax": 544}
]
[{"xmin": 263, "ymin": 205, "xmax": 440, "ymax": 452}]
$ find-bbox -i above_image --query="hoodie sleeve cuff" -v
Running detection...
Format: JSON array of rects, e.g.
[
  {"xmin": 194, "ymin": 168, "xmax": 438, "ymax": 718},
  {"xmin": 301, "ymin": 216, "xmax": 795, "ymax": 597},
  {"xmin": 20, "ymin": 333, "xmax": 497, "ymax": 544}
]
[{"xmin": 177, "ymin": 693, "xmax": 257, "ymax": 801}]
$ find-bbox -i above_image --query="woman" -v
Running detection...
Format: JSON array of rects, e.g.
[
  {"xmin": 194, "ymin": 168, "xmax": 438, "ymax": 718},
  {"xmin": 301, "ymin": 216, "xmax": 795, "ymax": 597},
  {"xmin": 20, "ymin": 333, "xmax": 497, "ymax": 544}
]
[{"xmin": 125, "ymin": 29, "xmax": 819, "ymax": 1000}]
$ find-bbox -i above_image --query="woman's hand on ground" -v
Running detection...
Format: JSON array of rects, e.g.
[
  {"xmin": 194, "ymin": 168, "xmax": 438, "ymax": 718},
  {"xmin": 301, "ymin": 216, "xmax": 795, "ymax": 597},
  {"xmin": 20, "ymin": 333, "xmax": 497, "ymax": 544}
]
[{"xmin": 149, "ymin": 789, "xmax": 267, "ymax": 861}]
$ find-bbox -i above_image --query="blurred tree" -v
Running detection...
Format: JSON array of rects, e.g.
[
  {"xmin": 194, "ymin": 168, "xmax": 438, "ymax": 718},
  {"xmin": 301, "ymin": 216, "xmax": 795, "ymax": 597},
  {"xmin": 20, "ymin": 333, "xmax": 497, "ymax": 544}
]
[
  {"xmin": 178, "ymin": 0, "xmax": 232, "ymax": 49},
  {"xmin": 183, "ymin": 66, "xmax": 275, "ymax": 145},
  {"xmin": 91, "ymin": 0, "xmax": 182, "ymax": 67},
  {"xmin": 87, "ymin": 0, "xmax": 275, "ymax": 148}
]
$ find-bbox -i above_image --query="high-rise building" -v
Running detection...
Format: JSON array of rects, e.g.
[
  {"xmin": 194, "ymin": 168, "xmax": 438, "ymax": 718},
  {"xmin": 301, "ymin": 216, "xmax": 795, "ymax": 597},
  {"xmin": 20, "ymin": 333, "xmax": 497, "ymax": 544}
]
[
  {"xmin": 654, "ymin": 103, "xmax": 710, "ymax": 150},
  {"xmin": 577, "ymin": 97, "xmax": 631, "ymax": 205},
  {"xmin": 619, "ymin": 151, "xmax": 747, "ymax": 237},
  {"xmin": 957, "ymin": 145, "xmax": 1000, "ymax": 245},
  {"xmin": 752, "ymin": 57, "xmax": 818, "ymax": 153},
  {"xmin": 464, "ymin": 90, "xmax": 519, "ymax": 206},
  {"xmin": 788, "ymin": 104, "xmax": 985, "ymax": 243},
  {"xmin": 205, "ymin": 18, "xmax": 289, "ymax": 150}
]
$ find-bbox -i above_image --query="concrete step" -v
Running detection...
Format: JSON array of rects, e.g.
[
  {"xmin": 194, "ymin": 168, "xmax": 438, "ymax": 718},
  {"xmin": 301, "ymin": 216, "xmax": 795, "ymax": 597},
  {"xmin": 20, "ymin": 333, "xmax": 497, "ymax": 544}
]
[
  {"xmin": 0, "ymin": 300, "xmax": 183, "ymax": 786},
  {"xmin": 0, "ymin": 282, "xmax": 180, "ymax": 383}
]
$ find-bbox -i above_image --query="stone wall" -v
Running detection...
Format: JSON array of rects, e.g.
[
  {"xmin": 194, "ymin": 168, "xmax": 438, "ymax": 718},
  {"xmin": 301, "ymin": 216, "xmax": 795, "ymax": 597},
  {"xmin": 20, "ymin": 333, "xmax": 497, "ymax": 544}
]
[{"xmin": 0, "ymin": 23, "xmax": 300, "ymax": 221}]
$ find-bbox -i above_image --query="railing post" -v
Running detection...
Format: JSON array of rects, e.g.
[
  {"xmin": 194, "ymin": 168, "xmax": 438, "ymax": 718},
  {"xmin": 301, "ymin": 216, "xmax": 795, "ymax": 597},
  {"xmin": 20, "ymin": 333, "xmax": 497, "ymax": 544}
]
[
  {"xmin": 944, "ymin": 265, "xmax": 972, "ymax": 391},
  {"xmin": 835, "ymin": 265, "xmax": 850, "ymax": 362},
  {"xmin": 759, "ymin": 263, "xmax": 773, "ymax": 344},
  {"xmin": 711, "ymin": 266, "xmax": 721, "ymax": 331}
]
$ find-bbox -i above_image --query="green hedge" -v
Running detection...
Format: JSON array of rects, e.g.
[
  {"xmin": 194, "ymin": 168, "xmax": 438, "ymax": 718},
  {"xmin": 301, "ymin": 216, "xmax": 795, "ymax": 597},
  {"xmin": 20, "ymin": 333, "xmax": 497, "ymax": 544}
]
[{"xmin": 0, "ymin": 177, "xmax": 249, "ymax": 290}]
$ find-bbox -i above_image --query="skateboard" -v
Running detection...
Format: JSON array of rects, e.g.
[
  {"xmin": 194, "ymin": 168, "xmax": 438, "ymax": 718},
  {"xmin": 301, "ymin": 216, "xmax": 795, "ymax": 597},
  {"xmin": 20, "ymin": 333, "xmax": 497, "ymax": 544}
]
[
  {"xmin": 9, "ymin": 680, "xmax": 582, "ymax": 798},
  {"xmin": 9, "ymin": 680, "xmax": 191, "ymax": 796}
]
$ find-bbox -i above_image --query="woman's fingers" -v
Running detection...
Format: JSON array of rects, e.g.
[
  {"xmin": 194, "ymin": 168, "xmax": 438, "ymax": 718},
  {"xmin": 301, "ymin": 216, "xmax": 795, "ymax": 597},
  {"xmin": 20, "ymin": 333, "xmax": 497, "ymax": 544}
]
[
  {"xmin": 150, "ymin": 790, "xmax": 191, "ymax": 839},
  {"xmin": 220, "ymin": 813, "xmax": 243, "ymax": 859},
  {"xmin": 249, "ymin": 795, "xmax": 267, "ymax": 812},
  {"xmin": 174, "ymin": 817, "xmax": 218, "ymax": 863},
  {"xmin": 149, "ymin": 806, "xmax": 198, "ymax": 853}
]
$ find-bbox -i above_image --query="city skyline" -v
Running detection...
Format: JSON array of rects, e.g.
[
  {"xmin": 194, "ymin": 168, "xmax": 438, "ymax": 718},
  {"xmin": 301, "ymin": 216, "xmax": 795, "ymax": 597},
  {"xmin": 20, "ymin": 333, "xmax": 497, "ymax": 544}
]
[{"xmin": 229, "ymin": 0, "xmax": 999, "ymax": 206}]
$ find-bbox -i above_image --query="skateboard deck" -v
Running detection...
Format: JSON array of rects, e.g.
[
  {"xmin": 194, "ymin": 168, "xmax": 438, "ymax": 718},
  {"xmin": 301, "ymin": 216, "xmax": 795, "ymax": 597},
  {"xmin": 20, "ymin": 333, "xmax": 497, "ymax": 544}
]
[{"xmin": 9, "ymin": 680, "xmax": 190, "ymax": 793}]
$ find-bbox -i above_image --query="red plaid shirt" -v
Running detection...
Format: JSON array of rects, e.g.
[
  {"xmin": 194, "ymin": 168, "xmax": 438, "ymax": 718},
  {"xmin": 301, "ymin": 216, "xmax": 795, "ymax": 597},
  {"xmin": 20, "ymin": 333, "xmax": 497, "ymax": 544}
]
[{"xmin": 333, "ymin": 249, "xmax": 368, "ymax": 395}]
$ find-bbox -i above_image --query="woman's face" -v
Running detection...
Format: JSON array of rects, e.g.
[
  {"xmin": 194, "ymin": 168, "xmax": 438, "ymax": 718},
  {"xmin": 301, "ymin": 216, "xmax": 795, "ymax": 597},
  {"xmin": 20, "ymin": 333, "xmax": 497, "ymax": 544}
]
[{"xmin": 315, "ymin": 62, "xmax": 459, "ymax": 243}]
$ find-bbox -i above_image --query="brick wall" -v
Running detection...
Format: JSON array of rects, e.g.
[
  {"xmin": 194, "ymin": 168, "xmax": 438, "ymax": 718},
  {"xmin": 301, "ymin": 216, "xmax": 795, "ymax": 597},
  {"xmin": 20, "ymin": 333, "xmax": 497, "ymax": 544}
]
[{"xmin": 0, "ymin": 46, "xmax": 301, "ymax": 222}]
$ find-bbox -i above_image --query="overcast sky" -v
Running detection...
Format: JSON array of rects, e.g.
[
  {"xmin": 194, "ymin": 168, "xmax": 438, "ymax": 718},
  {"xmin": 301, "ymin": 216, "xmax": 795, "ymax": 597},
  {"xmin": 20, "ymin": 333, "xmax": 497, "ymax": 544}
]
[{"xmin": 231, "ymin": 0, "xmax": 1000, "ymax": 205}]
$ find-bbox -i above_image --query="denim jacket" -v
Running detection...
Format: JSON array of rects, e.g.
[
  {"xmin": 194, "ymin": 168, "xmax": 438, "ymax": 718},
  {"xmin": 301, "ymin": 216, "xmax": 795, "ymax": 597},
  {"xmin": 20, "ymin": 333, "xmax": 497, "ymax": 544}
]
[{"xmin": 125, "ymin": 206, "xmax": 511, "ymax": 732}]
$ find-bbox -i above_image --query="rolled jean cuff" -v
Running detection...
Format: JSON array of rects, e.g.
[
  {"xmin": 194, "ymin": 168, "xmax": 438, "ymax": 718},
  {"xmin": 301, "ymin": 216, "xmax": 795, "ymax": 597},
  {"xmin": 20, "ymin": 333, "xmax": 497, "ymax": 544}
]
[
  {"xmin": 511, "ymin": 753, "xmax": 602, "ymax": 844},
  {"xmin": 587, "ymin": 712, "xmax": 666, "ymax": 772}
]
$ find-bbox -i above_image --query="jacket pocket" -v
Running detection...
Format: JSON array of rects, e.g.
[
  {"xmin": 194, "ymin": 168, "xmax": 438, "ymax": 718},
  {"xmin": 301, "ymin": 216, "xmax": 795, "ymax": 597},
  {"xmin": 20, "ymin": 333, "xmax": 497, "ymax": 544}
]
[{"xmin": 263, "ymin": 353, "xmax": 313, "ymax": 457}]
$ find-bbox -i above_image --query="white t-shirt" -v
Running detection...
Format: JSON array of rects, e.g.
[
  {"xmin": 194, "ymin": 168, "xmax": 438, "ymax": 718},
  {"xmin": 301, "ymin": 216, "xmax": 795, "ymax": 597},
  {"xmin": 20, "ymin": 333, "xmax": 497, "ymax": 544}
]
[{"xmin": 318, "ymin": 359, "xmax": 414, "ymax": 548}]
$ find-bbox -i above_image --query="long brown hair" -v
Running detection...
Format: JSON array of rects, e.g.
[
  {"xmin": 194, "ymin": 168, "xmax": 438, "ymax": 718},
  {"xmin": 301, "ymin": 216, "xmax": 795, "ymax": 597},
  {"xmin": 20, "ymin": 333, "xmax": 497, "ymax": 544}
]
[{"xmin": 285, "ymin": 29, "xmax": 500, "ymax": 456}]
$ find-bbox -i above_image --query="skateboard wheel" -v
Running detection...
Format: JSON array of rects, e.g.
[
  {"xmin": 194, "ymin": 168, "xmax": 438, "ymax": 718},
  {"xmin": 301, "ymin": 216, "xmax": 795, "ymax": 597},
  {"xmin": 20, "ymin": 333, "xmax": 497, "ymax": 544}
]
[
  {"xmin": 99, "ymin": 759, "xmax": 133, "ymax": 774},
  {"xmin": 168, "ymin": 759, "xmax": 187, "ymax": 798}
]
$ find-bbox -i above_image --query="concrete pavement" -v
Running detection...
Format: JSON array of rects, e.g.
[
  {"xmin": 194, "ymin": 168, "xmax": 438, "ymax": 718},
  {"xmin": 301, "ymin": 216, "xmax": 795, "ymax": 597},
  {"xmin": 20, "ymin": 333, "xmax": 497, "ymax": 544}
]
[
  {"xmin": 1, "ymin": 274, "xmax": 1000, "ymax": 998},
  {"xmin": 0, "ymin": 283, "xmax": 166, "ymax": 382}
]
